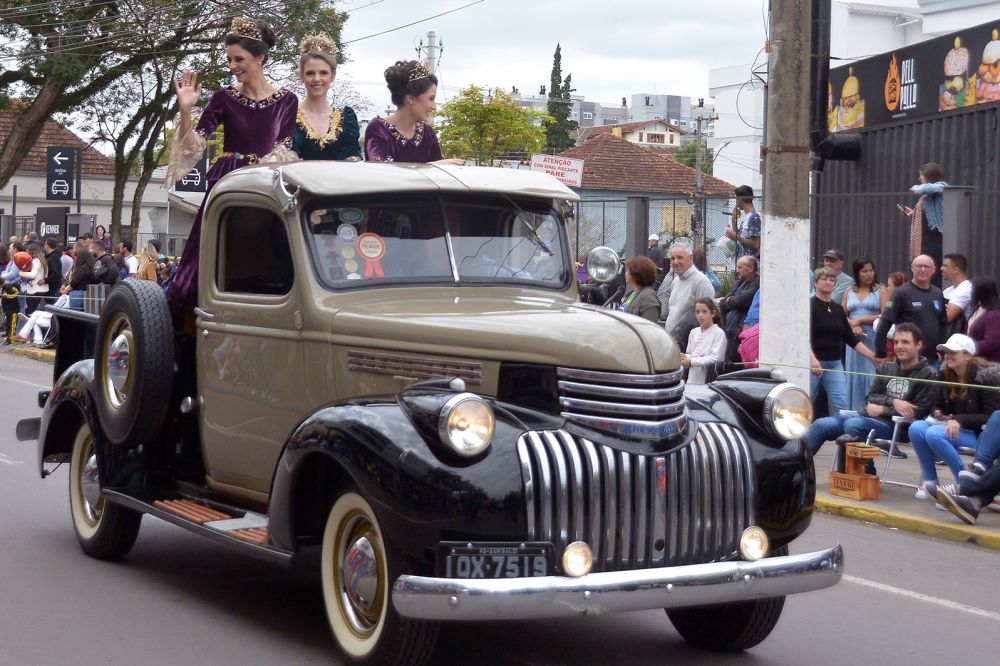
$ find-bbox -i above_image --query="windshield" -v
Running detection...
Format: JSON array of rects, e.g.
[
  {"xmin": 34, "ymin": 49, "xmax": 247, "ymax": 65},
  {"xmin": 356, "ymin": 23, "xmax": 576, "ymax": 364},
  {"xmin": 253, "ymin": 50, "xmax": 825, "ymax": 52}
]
[{"xmin": 303, "ymin": 194, "xmax": 570, "ymax": 289}]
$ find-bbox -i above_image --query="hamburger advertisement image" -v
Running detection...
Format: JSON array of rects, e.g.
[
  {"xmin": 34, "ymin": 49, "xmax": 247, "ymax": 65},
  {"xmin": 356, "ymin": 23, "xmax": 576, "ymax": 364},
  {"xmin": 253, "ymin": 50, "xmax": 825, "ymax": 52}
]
[{"xmin": 829, "ymin": 19, "xmax": 1000, "ymax": 130}]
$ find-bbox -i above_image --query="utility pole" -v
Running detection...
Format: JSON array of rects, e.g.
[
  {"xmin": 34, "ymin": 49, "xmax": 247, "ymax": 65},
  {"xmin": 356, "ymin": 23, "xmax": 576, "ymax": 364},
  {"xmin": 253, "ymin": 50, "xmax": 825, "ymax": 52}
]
[
  {"xmin": 426, "ymin": 31, "xmax": 440, "ymax": 75},
  {"xmin": 692, "ymin": 107, "xmax": 718, "ymax": 252},
  {"xmin": 759, "ymin": 0, "xmax": 812, "ymax": 391}
]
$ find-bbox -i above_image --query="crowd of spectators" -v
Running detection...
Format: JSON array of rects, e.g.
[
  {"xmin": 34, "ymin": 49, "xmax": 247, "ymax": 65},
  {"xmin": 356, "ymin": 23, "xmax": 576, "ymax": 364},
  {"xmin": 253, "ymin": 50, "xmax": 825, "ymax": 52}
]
[{"xmin": 0, "ymin": 232, "xmax": 179, "ymax": 348}]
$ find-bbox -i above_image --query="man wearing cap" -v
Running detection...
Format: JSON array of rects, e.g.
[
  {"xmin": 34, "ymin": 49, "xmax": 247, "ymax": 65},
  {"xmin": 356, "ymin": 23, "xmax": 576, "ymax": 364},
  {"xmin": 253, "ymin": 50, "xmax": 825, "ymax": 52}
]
[
  {"xmin": 875, "ymin": 254, "xmax": 947, "ymax": 368},
  {"xmin": 821, "ymin": 248, "xmax": 855, "ymax": 305},
  {"xmin": 645, "ymin": 234, "xmax": 666, "ymax": 280}
]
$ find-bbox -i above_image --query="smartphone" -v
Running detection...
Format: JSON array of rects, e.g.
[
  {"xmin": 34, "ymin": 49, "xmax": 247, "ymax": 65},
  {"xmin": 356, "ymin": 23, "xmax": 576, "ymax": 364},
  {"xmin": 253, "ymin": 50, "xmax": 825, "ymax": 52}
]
[{"xmin": 896, "ymin": 203, "xmax": 906, "ymax": 213}]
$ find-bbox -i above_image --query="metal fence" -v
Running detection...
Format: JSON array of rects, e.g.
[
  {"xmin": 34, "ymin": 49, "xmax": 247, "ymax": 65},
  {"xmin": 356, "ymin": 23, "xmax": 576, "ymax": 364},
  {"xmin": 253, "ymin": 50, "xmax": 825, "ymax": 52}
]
[{"xmin": 569, "ymin": 195, "xmax": 762, "ymax": 275}]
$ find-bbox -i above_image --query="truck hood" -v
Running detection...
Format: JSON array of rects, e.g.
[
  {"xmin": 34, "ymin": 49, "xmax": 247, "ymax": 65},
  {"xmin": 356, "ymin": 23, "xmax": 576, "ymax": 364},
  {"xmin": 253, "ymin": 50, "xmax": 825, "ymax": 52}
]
[{"xmin": 329, "ymin": 293, "xmax": 680, "ymax": 374}]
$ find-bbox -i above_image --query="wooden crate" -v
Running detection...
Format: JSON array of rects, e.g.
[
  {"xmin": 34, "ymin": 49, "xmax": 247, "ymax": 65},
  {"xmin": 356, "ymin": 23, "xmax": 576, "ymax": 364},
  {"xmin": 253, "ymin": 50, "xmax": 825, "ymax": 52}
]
[{"xmin": 829, "ymin": 471, "xmax": 881, "ymax": 501}]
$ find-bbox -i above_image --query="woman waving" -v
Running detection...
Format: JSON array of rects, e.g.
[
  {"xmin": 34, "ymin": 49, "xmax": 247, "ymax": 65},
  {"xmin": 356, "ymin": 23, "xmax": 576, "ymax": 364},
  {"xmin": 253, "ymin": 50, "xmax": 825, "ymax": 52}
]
[{"xmin": 165, "ymin": 17, "xmax": 297, "ymax": 322}]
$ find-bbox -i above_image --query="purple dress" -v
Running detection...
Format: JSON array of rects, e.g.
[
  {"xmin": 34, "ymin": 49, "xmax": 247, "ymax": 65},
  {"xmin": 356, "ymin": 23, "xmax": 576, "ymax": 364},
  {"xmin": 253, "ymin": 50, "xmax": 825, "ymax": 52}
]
[
  {"xmin": 168, "ymin": 86, "xmax": 297, "ymax": 319},
  {"xmin": 363, "ymin": 117, "xmax": 443, "ymax": 163}
]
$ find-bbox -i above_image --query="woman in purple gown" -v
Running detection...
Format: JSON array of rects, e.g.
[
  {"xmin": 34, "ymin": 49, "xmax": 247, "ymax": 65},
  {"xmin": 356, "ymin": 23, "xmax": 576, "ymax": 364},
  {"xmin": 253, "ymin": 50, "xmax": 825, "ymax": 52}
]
[
  {"xmin": 364, "ymin": 60, "xmax": 464, "ymax": 165},
  {"xmin": 165, "ymin": 17, "xmax": 297, "ymax": 323}
]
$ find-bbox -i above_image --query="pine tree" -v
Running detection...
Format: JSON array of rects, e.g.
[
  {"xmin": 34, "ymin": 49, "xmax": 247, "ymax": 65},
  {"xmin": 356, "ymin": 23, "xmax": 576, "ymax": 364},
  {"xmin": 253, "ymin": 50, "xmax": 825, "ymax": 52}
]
[{"xmin": 546, "ymin": 44, "xmax": 578, "ymax": 154}]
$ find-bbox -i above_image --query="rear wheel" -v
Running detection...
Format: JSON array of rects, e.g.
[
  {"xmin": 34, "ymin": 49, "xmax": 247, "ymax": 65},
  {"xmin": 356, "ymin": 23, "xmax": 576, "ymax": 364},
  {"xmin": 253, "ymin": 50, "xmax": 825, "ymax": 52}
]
[
  {"xmin": 69, "ymin": 420, "xmax": 141, "ymax": 559},
  {"xmin": 321, "ymin": 490, "xmax": 438, "ymax": 665},
  {"xmin": 666, "ymin": 546, "xmax": 788, "ymax": 652}
]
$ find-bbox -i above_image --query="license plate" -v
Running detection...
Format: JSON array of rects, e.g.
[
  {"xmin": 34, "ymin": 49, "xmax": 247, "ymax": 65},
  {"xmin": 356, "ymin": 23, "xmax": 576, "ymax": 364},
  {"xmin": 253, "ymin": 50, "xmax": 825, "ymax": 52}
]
[{"xmin": 439, "ymin": 542, "xmax": 551, "ymax": 579}]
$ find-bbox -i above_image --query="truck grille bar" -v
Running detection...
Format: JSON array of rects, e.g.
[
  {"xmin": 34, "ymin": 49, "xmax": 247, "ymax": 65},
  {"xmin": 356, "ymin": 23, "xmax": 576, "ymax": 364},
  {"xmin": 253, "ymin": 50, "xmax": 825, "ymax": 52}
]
[{"xmin": 516, "ymin": 423, "xmax": 756, "ymax": 572}]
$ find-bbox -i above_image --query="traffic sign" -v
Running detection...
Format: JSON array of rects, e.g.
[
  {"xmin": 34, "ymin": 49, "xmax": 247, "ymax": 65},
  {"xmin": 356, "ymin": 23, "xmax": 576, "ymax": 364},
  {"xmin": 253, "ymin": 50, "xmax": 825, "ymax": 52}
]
[
  {"xmin": 46, "ymin": 146, "xmax": 76, "ymax": 200},
  {"xmin": 529, "ymin": 154, "xmax": 584, "ymax": 188},
  {"xmin": 175, "ymin": 151, "xmax": 208, "ymax": 193}
]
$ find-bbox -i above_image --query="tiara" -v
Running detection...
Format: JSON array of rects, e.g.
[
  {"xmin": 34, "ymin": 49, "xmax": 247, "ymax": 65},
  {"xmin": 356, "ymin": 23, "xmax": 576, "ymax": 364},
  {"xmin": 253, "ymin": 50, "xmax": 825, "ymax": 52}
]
[
  {"xmin": 230, "ymin": 16, "xmax": 263, "ymax": 42},
  {"xmin": 300, "ymin": 33, "xmax": 338, "ymax": 57},
  {"xmin": 408, "ymin": 61, "xmax": 431, "ymax": 82}
]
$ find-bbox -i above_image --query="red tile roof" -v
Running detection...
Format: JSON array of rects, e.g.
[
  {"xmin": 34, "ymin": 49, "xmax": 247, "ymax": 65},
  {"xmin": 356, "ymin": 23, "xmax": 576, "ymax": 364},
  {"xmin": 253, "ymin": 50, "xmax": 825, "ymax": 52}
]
[
  {"xmin": 640, "ymin": 145, "xmax": 678, "ymax": 158},
  {"xmin": 558, "ymin": 133, "xmax": 735, "ymax": 195},
  {"xmin": 573, "ymin": 118, "xmax": 687, "ymax": 141},
  {"xmin": 0, "ymin": 106, "xmax": 116, "ymax": 176}
]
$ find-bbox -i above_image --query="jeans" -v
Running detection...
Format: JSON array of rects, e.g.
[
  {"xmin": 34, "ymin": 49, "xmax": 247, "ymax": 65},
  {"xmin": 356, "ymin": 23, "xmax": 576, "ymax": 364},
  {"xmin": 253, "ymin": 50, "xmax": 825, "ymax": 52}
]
[
  {"xmin": 973, "ymin": 411, "xmax": 1000, "ymax": 470},
  {"xmin": 908, "ymin": 420, "xmax": 978, "ymax": 484},
  {"xmin": 810, "ymin": 360, "xmax": 849, "ymax": 415},
  {"xmin": 69, "ymin": 289, "xmax": 85, "ymax": 311},
  {"xmin": 806, "ymin": 413, "xmax": 894, "ymax": 454}
]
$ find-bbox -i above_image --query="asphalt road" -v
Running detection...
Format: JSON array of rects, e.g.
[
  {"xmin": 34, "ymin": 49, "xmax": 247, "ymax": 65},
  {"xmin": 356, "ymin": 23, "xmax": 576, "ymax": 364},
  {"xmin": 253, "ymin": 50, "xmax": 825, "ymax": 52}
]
[{"xmin": 2, "ymin": 351, "xmax": 998, "ymax": 665}]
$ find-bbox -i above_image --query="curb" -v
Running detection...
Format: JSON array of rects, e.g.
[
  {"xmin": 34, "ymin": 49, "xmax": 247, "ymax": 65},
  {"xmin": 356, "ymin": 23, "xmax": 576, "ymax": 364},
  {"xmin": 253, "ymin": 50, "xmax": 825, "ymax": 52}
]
[
  {"xmin": 3, "ymin": 346, "xmax": 55, "ymax": 363},
  {"xmin": 815, "ymin": 496, "xmax": 1000, "ymax": 550}
]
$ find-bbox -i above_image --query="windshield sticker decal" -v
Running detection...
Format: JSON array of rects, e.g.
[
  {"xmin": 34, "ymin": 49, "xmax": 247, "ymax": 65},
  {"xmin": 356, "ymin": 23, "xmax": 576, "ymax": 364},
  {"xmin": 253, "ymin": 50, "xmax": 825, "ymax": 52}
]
[
  {"xmin": 337, "ymin": 222, "xmax": 358, "ymax": 242},
  {"xmin": 357, "ymin": 232, "xmax": 386, "ymax": 279}
]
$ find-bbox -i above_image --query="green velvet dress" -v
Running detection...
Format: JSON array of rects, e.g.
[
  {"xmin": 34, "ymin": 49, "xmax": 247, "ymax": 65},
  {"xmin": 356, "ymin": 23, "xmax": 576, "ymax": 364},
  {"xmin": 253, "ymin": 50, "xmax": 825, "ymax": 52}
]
[{"xmin": 292, "ymin": 105, "xmax": 362, "ymax": 160}]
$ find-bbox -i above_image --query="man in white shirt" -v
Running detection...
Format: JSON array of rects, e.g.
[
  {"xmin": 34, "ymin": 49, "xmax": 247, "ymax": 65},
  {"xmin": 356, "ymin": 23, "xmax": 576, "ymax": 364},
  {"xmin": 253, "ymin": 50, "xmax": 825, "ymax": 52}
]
[
  {"xmin": 663, "ymin": 243, "xmax": 715, "ymax": 344},
  {"xmin": 942, "ymin": 253, "xmax": 973, "ymax": 323},
  {"xmin": 120, "ymin": 240, "xmax": 139, "ymax": 277}
]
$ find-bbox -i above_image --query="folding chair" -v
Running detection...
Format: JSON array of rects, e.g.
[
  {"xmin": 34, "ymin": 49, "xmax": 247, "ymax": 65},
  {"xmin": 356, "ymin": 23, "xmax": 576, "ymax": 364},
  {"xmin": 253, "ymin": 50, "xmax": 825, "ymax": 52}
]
[{"xmin": 878, "ymin": 416, "xmax": 915, "ymax": 489}]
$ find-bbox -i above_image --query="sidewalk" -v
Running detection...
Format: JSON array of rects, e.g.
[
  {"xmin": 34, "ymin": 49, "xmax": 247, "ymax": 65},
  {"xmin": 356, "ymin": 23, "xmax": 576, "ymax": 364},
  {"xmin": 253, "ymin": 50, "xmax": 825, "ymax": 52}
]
[
  {"xmin": 3, "ymin": 343, "xmax": 55, "ymax": 364},
  {"xmin": 813, "ymin": 444, "xmax": 1000, "ymax": 550}
]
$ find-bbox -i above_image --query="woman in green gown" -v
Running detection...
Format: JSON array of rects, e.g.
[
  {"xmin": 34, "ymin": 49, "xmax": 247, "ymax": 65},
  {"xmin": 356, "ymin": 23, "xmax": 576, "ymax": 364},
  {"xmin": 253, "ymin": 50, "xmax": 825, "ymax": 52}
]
[{"xmin": 293, "ymin": 34, "xmax": 362, "ymax": 161}]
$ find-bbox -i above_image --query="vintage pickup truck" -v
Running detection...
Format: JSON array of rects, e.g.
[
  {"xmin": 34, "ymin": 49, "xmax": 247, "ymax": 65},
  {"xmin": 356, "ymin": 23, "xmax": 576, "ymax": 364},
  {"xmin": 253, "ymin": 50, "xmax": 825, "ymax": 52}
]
[{"xmin": 18, "ymin": 162, "xmax": 841, "ymax": 664}]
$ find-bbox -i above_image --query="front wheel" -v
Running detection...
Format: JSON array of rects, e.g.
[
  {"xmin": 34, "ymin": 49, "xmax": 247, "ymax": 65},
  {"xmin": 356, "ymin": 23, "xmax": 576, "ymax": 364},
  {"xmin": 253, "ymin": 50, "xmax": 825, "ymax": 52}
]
[
  {"xmin": 69, "ymin": 420, "xmax": 142, "ymax": 559},
  {"xmin": 665, "ymin": 546, "xmax": 788, "ymax": 652},
  {"xmin": 321, "ymin": 490, "xmax": 438, "ymax": 665}
]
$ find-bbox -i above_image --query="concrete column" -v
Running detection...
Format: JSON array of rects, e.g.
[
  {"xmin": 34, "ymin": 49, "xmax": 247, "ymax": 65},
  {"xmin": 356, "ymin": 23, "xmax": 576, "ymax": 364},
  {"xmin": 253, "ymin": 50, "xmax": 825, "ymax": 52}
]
[{"xmin": 625, "ymin": 195, "xmax": 650, "ymax": 259}]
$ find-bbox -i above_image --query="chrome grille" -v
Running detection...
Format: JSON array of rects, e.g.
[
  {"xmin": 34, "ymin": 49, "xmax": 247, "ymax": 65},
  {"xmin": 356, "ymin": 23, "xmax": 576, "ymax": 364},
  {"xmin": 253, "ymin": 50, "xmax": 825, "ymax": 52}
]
[
  {"xmin": 556, "ymin": 367, "xmax": 686, "ymax": 440},
  {"xmin": 516, "ymin": 422, "xmax": 756, "ymax": 571}
]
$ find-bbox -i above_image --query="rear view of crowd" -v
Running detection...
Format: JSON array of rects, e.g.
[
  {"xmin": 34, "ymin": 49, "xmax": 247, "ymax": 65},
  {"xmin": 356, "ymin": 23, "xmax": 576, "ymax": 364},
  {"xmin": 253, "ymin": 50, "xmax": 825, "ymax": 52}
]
[{"xmin": 1, "ymin": 232, "xmax": 177, "ymax": 348}]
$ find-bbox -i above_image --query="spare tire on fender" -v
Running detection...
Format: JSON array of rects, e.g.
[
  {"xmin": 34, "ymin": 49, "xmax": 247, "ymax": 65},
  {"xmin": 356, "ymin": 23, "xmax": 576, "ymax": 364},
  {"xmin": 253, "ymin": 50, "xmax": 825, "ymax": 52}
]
[{"xmin": 94, "ymin": 279, "xmax": 174, "ymax": 446}]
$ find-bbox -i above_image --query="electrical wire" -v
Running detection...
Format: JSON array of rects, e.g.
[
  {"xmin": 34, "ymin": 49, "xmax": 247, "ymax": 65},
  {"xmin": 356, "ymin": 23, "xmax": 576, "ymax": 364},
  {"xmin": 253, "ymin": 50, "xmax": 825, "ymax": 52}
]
[
  {"xmin": 735, "ymin": 79, "xmax": 764, "ymax": 131},
  {"xmin": 342, "ymin": 0, "xmax": 485, "ymax": 44}
]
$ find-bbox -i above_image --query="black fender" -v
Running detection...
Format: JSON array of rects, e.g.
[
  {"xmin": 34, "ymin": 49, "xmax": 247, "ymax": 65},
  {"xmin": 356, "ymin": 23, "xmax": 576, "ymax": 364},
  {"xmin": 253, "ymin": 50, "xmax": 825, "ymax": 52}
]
[
  {"xmin": 268, "ymin": 398, "xmax": 529, "ymax": 569},
  {"xmin": 38, "ymin": 360, "xmax": 100, "ymax": 474}
]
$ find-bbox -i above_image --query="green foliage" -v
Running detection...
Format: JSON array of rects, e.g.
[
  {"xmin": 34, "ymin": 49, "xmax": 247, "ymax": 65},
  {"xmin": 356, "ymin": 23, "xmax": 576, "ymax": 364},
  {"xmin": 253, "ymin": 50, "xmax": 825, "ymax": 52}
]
[
  {"xmin": 437, "ymin": 86, "xmax": 549, "ymax": 165},
  {"xmin": 674, "ymin": 139, "xmax": 714, "ymax": 174},
  {"xmin": 718, "ymin": 270, "xmax": 738, "ymax": 296},
  {"xmin": 545, "ymin": 44, "xmax": 577, "ymax": 154}
]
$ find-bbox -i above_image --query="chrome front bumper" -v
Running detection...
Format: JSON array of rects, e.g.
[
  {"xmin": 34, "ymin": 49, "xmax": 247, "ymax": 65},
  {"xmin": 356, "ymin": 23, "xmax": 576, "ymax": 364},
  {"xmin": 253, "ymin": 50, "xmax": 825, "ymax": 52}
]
[{"xmin": 392, "ymin": 544, "xmax": 843, "ymax": 621}]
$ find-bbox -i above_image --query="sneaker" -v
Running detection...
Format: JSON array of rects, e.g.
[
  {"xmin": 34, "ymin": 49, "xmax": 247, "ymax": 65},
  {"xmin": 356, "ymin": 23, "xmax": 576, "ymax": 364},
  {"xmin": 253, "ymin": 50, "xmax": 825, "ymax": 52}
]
[
  {"xmin": 914, "ymin": 484, "xmax": 930, "ymax": 500},
  {"xmin": 878, "ymin": 443, "xmax": 908, "ymax": 459},
  {"xmin": 934, "ymin": 458, "xmax": 946, "ymax": 466},
  {"xmin": 987, "ymin": 499, "xmax": 1000, "ymax": 514},
  {"xmin": 937, "ymin": 489, "xmax": 980, "ymax": 524},
  {"xmin": 9, "ymin": 335, "xmax": 26, "ymax": 343},
  {"xmin": 959, "ymin": 462, "xmax": 988, "ymax": 480}
]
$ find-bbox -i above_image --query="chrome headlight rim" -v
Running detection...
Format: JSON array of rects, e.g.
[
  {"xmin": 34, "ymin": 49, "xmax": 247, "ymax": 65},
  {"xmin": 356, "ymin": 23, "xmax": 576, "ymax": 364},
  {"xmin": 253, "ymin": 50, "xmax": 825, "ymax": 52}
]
[
  {"xmin": 585, "ymin": 246, "xmax": 621, "ymax": 284},
  {"xmin": 437, "ymin": 393, "xmax": 495, "ymax": 457},
  {"xmin": 762, "ymin": 382, "xmax": 813, "ymax": 441}
]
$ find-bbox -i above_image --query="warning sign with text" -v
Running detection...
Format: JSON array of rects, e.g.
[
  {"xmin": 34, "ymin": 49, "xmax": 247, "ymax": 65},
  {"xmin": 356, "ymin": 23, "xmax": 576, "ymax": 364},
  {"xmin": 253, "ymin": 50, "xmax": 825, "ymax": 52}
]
[{"xmin": 529, "ymin": 154, "xmax": 584, "ymax": 187}]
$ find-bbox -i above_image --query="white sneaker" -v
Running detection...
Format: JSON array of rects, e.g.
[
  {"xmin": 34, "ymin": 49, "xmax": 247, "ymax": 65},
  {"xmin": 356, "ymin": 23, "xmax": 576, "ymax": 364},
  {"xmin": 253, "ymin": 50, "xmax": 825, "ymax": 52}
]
[{"xmin": 915, "ymin": 481, "xmax": 933, "ymax": 500}]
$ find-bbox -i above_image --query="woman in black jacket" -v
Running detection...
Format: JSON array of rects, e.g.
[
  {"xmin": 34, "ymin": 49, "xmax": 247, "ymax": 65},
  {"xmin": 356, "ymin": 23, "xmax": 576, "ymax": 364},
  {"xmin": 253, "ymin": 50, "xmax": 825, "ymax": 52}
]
[{"xmin": 61, "ymin": 248, "xmax": 95, "ymax": 310}]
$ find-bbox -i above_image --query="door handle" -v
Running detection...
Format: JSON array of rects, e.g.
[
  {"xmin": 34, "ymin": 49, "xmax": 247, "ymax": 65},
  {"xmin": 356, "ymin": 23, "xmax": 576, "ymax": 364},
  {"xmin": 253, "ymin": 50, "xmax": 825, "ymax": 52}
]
[{"xmin": 193, "ymin": 307, "xmax": 214, "ymax": 321}]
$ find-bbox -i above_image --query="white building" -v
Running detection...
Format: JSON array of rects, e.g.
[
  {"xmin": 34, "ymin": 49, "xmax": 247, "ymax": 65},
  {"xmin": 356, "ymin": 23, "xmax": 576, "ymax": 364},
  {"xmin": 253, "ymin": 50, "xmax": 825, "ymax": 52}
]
[{"xmin": 708, "ymin": 0, "xmax": 1000, "ymax": 189}]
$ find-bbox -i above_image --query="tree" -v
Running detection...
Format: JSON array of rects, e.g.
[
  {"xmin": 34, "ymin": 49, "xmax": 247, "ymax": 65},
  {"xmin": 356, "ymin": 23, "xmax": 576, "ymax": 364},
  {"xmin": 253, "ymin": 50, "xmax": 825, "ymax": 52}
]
[
  {"xmin": 437, "ymin": 86, "xmax": 549, "ymax": 165},
  {"xmin": 674, "ymin": 139, "xmax": 714, "ymax": 175},
  {"xmin": 545, "ymin": 44, "xmax": 577, "ymax": 154}
]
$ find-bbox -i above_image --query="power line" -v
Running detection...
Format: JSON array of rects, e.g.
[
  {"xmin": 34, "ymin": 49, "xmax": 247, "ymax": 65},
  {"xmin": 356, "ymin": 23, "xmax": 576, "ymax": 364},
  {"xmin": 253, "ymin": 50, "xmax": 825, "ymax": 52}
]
[{"xmin": 342, "ymin": 0, "xmax": 486, "ymax": 44}]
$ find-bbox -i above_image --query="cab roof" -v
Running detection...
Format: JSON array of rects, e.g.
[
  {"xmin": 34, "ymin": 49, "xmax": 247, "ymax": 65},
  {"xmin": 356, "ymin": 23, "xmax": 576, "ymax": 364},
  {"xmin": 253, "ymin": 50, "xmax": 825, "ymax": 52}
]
[{"xmin": 211, "ymin": 161, "xmax": 581, "ymax": 202}]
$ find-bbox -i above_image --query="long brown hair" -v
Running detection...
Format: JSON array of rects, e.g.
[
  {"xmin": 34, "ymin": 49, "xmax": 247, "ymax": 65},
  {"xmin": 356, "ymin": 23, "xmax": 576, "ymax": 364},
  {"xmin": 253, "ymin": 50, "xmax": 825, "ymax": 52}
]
[{"xmin": 942, "ymin": 356, "xmax": 990, "ymax": 401}]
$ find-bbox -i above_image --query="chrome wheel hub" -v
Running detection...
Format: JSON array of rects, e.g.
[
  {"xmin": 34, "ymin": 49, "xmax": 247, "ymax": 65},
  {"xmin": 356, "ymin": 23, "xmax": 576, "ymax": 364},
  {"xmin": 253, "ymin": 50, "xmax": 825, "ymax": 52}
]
[
  {"xmin": 107, "ymin": 333, "xmax": 131, "ymax": 399},
  {"xmin": 338, "ymin": 517, "xmax": 383, "ymax": 635},
  {"xmin": 103, "ymin": 314, "xmax": 135, "ymax": 412},
  {"xmin": 79, "ymin": 448, "xmax": 102, "ymax": 524}
]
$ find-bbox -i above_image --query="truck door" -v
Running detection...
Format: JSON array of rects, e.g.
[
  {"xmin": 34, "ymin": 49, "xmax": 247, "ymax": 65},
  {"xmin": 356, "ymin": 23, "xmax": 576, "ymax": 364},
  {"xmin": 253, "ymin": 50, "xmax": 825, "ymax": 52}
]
[{"xmin": 196, "ymin": 202, "xmax": 306, "ymax": 499}]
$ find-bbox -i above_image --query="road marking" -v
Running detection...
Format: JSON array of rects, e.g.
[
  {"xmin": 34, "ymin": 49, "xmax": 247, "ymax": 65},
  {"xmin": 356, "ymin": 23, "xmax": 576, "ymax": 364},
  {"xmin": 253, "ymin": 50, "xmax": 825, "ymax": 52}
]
[
  {"xmin": 844, "ymin": 574, "xmax": 1000, "ymax": 623},
  {"xmin": 0, "ymin": 373, "xmax": 48, "ymax": 391},
  {"xmin": 0, "ymin": 453, "xmax": 23, "ymax": 465}
]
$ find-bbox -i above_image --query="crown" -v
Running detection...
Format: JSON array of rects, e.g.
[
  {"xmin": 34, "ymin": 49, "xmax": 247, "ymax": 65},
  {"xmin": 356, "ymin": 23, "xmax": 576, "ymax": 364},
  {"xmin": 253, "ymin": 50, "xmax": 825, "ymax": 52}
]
[
  {"xmin": 408, "ymin": 61, "xmax": 431, "ymax": 82},
  {"xmin": 230, "ymin": 17, "xmax": 263, "ymax": 42},
  {"xmin": 300, "ymin": 33, "xmax": 338, "ymax": 57}
]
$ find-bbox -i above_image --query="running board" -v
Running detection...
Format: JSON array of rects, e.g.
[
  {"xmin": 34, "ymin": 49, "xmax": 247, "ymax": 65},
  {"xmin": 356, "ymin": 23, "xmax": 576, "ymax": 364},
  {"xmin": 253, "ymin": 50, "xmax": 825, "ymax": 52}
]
[{"xmin": 103, "ymin": 490, "xmax": 292, "ymax": 564}]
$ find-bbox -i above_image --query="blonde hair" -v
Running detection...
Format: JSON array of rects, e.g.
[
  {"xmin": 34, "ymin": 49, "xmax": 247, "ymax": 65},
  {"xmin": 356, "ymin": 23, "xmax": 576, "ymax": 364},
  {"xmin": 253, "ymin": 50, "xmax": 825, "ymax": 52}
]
[
  {"xmin": 142, "ymin": 241, "xmax": 158, "ymax": 264},
  {"xmin": 298, "ymin": 33, "xmax": 338, "ymax": 77}
]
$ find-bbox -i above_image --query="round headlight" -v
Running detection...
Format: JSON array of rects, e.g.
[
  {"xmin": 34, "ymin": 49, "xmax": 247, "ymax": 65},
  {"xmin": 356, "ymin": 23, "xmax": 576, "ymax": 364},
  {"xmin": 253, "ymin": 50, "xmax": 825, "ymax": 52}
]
[
  {"xmin": 585, "ymin": 246, "xmax": 621, "ymax": 283},
  {"xmin": 763, "ymin": 383, "xmax": 813, "ymax": 441},
  {"xmin": 562, "ymin": 541, "xmax": 593, "ymax": 577},
  {"xmin": 739, "ymin": 526, "xmax": 770, "ymax": 561},
  {"xmin": 438, "ymin": 393, "xmax": 494, "ymax": 457}
]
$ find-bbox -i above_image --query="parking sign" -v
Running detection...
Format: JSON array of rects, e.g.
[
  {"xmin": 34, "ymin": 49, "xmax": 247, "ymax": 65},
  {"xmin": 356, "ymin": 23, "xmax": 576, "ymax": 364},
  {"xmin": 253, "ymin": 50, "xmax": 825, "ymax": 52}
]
[
  {"xmin": 46, "ymin": 146, "xmax": 76, "ymax": 200},
  {"xmin": 175, "ymin": 152, "xmax": 208, "ymax": 193}
]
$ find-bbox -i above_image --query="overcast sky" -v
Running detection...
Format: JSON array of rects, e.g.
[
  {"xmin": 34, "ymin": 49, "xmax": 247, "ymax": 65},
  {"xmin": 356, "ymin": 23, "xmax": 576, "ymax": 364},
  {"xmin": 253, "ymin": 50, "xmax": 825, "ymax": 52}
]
[{"xmin": 333, "ymin": 0, "xmax": 771, "ymax": 116}]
